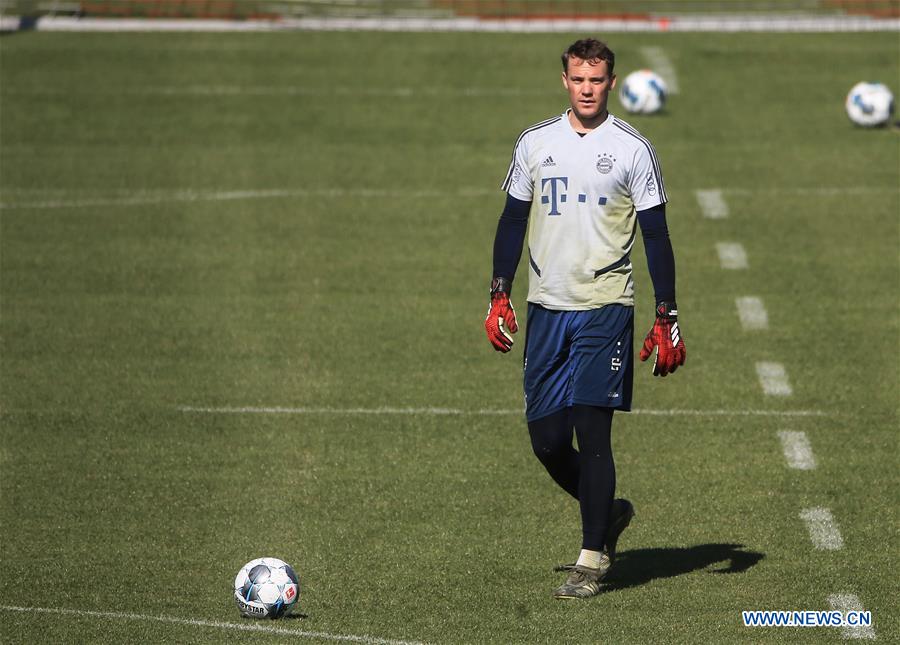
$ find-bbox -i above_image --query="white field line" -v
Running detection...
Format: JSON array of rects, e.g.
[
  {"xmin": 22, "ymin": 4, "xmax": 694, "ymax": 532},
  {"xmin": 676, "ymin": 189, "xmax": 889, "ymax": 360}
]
[
  {"xmin": 800, "ymin": 508, "xmax": 844, "ymax": 551},
  {"xmin": 735, "ymin": 186, "xmax": 900, "ymax": 196},
  {"xmin": 3, "ymin": 186, "xmax": 896, "ymax": 212},
  {"xmin": 695, "ymin": 189, "xmax": 729, "ymax": 219},
  {"xmin": 0, "ymin": 605, "xmax": 424, "ymax": 645},
  {"xmin": 4, "ymin": 85, "xmax": 554, "ymax": 98},
  {"xmin": 639, "ymin": 46, "xmax": 680, "ymax": 94},
  {"xmin": 827, "ymin": 594, "xmax": 877, "ymax": 640},
  {"xmin": 177, "ymin": 405, "xmax": 826, "ymax": 417},
  {"xmin": 180, "ymin": 406, "xmax": 520, "ymax": 416},
  {"xmin": 716, "ymin": 242, "xmax": 749, "ymax": 270},
  {"xmin": 0, "ymin": 187, "xmax": 496, "ymax": 211},
  {"xmin": 735, "ymin": 296, "xmax": 769, "ymax": 331},
  {"xmin": 756, "ymin": 362, "xmax": 793, "ymax": 396},
  {"xmin": 7, "ymin": 15, "xmax": 900, "ymax": 33},
  {"xmin": 777, "ymin": 431, "xmax": 817, "ymax": 470}
]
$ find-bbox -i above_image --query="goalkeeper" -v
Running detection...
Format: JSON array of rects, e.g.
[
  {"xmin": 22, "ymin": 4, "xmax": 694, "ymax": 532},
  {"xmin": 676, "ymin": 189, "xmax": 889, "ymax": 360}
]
[{"xmin": 484, "ymin": 38, "xmax": 686, "ymax": 599}]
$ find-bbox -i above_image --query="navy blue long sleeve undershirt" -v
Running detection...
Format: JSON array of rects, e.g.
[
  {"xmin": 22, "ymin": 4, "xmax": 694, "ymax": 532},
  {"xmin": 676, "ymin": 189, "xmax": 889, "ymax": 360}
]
[
  {"xmin": 492, "ymin": 193, "xmax": 531, "ymax": 284},
  {"xmin": 492, "ymin": 195, "xmax": 676, "ymax": 303},
  {"xmin": 636, "ymin": 203, "xmax": 676, "ymax": 304}
]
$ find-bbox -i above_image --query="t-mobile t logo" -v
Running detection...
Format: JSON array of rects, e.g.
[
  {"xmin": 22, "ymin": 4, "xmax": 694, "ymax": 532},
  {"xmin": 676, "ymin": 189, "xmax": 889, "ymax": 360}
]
[{"xmin": 541, "ymin": 176, "xmax": 568, "ymax": 216}]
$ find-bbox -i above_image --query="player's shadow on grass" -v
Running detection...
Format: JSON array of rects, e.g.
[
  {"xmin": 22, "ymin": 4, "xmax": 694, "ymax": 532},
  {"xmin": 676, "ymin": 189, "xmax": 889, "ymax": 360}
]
[{"xmin": 601, "ymin": 543, "xmax": 764, "ymax": 593}]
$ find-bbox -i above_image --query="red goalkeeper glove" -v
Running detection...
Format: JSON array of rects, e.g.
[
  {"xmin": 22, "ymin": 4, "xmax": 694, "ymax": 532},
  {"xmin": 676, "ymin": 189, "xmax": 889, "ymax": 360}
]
[
  {"xmin": 484, "ymin": 277, "xmax": 518, "ymax": 353},
  {"xmin": 639, "ymin": 301, "xmax": 686, "ymax": 377}
]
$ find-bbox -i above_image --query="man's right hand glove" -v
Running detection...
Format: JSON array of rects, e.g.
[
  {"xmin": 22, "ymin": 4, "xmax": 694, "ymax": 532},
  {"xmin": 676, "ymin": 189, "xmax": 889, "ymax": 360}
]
[
  {"xmin": 484, "ymin": 277, "xmax": 518, "ymax": 353},
  {"xmin": 639, "ymin": 301, "xmax": 686, "ymax": 376}
]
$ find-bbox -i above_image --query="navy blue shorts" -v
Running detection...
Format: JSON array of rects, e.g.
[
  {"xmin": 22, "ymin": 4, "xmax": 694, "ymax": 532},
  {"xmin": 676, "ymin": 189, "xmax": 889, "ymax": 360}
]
[{"xmin": 523, "ymin": 303, "xmax": 634, "ymax": 422}]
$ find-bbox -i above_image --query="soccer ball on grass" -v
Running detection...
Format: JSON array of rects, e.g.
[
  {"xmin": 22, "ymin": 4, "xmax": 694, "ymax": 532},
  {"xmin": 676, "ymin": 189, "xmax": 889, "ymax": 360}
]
[
  {"xmin": 234, "ymin": 557, "xmax": 300, "ymax": 619},
  {"xmin": 845, "ymin": 82, "xmax": 894, "ymax": 127},
  {"xmin": 619, "ymin": 70, "xmax": 667, "ymax": 115}
]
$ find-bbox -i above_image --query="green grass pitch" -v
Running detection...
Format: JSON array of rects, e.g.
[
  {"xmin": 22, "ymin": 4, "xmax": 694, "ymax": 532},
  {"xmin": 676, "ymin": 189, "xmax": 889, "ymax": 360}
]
[{"xmin": 1, "ymin": 30, "xmax": 898, "ymax": 643}]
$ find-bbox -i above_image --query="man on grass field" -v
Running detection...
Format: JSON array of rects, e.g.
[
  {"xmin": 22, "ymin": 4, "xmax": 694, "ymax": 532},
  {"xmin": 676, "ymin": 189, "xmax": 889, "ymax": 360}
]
[{"xmin": 484, "ymin": 38, "xmax": 686, "ymax": 599}]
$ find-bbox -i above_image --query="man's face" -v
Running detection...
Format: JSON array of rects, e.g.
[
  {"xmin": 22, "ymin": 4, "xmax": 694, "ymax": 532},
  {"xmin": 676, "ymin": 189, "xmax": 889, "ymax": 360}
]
[{"xmin": 562, "ymin": 57, "xmax": 616, "ymax": 122}]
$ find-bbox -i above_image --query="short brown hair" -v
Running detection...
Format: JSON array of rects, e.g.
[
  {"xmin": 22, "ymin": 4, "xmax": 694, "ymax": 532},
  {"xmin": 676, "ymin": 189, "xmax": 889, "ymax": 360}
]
[{"xmin": 561, "ymin": 38, "xmax": 615, "ymax": 75}]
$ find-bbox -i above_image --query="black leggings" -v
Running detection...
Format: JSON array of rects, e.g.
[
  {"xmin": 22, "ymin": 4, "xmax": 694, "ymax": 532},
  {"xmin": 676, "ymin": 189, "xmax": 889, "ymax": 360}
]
[{"xmin": 528, "ymin": 405, "xmax": 615, "ymax": 551}]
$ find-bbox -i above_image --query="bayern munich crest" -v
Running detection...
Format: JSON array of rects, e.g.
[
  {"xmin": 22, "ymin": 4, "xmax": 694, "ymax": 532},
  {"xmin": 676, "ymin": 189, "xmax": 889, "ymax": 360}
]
[{"xmin": 596, "ymin": 153, "xmax": 615, "ymax": 174}]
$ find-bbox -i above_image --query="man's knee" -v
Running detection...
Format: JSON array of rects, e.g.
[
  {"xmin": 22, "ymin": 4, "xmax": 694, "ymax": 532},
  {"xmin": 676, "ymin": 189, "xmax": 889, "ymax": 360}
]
[
  {"xmin": 530, "ymin": 434, "xmax": 565, "ymax": 463},
  {"xmin": 528, "ymin": 409, "xmax": 573, "ymax": 463}
]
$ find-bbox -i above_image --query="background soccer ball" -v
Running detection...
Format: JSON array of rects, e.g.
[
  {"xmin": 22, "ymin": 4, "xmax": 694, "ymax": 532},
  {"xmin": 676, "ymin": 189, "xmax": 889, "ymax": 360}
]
[
  {"xmin": 845, "ymin": 82, "xmax": 894, "ymax": 127},
  {"xmin": 234, "ymin": 557, "xmax": 300, "ymax": 619},
  {"xmin": 619, "ymin": 70, "xmax": 668, "ymax": 115}
]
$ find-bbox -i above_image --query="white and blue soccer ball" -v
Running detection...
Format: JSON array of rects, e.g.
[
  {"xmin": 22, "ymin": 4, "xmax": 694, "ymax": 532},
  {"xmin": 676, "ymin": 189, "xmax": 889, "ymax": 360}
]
[
  {"xmin": 845, "ymin": 82, "xmax": 894, "ymax": 127},
  {"xmin": 234, "ymin": 557, "xmax": 300, "ymax": 619},
  {"xmin": 619, "ymin": 70, "xmax": 667, "ymax": 115}
]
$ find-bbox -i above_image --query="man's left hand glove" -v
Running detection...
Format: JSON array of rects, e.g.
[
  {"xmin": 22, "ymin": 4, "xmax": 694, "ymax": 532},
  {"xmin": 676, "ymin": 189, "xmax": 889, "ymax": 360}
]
[
  {"xmin": 639, "ymin": 301, "xmax": 686, "ymax": 377},
  {"xmin": 484, "ymin": 277, "xmax": 518, "ymax": 353}
]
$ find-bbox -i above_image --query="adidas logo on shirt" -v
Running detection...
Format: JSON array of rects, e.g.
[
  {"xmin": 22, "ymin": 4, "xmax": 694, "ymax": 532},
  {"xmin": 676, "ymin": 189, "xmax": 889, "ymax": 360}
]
[{"xmin": 541, "ymin": 156, "xmax": 556, "ymax": 167}]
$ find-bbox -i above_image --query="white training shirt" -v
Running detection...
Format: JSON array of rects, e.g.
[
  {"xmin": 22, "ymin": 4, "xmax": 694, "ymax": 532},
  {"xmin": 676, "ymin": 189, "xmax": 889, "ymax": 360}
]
[{"xmin": 501, "ymin": 111, "xmax": 667, "ymax": 310}]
